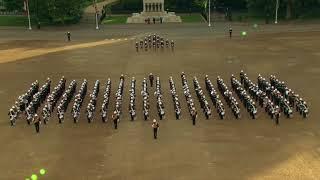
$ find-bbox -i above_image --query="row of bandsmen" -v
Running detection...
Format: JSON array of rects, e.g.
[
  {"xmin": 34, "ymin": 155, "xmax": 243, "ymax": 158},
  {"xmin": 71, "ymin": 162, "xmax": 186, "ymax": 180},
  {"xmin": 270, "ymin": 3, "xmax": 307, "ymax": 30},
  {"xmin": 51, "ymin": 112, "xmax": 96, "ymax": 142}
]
[
  {"xmin": 256, "ymin": 74, "xmax": 293, "ymax": 118},
  {"xmin": 135, "ymin": 34, "xmax": 174, "ymax": 52},
  {"xmin": 205, "ymin": 76, "xmax": 226, "ymax": 119},
  {"xmin": 42, "ymin": 77, "xmax": 66, "ymax": 124},
  {"xmin": 25, "ymin": 78, "xmax": 51, "ymax": 124},
  {"xmin": 242, "ymin": 74, "xmax": 281, "ymax": 123},
  {"xmin": 181, "ymin": 72, "xmax": 198, "ymax": 125},
  {"xmin": 71, "ymin": 79, "xmax": 88, "ymax": 123},
  {"xmin": 154, "ymin": 77, "xmax": 165, "ymax": 120},
  {"xmin": 241, "ymin": 71, "xmax": 309, "ymax": 124},
  {"xmin": 217, "ymin": 76, "xmax": 241, "ymax": 119},
  {"xmin": 231, "ymin": 75, "xmax": 258, "ymax": 119},
  {"xmin": 269, "ymin": 75, "xmax": 309, "ymax": 117},
  {"xmin": 129, "ymin": 77, "xmax": 136, "ymax": 121},
  {"xmin": 24, "ymin": 79, "xmax": 51, "ymax": 124},
  {"xmin": 111, "ymin": 75, "xmax": 125, "ymax": 129},
  {"xmin": 10, "ymin": 73, "xmax": 309, "ymax": 129},
  {"xmin": 193, "ymin": 77, "xmax": 211, "ymax": 119},
  {"xmin": 169, "ymin": 77, "xmax": 182, "ymax": 119},
  {"xmin": 57, "ymin": 80, "xmax": 77, "ymax": 123},
  {"xmin": 86, "ymin": 80, "xmax": 100, "ymax": 123},
  {"xmin": 101, "ymin": 79, "xmax": 112, "ymax": 122},
  {"xmin": 141, "ymin": 78, "xmax": 150, "ymax": 120},
  {"xmin": 8, "ymin": 80, "xmax": 39, "ymax": 126}
]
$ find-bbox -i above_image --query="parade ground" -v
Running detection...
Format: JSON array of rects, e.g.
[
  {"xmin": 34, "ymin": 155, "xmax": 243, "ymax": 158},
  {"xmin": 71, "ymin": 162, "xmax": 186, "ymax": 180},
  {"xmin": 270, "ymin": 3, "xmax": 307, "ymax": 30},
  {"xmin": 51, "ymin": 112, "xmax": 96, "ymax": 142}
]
[{"xmin": 1, "ymin": 22, "xmax": 320, "ymax": 179}]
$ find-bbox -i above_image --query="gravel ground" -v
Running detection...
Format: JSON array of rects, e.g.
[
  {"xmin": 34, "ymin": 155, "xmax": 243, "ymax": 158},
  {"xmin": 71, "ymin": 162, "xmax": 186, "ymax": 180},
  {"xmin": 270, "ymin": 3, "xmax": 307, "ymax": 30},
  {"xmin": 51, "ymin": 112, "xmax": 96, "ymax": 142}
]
[{"xmin": 0, "ymin": 23, "xmax": 320, "ymax": 180}]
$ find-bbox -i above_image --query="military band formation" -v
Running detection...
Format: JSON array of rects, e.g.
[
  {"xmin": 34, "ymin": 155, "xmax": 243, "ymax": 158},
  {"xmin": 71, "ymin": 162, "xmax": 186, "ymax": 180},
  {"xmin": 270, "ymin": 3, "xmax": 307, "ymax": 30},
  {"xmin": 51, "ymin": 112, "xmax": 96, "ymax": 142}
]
[
  {"xmin": 8, "ymin": 71, "xmax": 309, "ymax": 133},
  {"xmin": 135, "ymin": 34, "xmax": 175, "ymax": 52}
]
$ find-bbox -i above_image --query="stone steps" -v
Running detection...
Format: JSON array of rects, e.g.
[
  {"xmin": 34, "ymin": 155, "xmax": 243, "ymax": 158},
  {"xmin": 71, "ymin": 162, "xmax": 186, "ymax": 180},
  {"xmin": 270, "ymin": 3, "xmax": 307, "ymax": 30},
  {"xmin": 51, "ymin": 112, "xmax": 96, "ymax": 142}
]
[{"xmin": 140, "ymin": 12, "xmax": 167, "ymax": 17}]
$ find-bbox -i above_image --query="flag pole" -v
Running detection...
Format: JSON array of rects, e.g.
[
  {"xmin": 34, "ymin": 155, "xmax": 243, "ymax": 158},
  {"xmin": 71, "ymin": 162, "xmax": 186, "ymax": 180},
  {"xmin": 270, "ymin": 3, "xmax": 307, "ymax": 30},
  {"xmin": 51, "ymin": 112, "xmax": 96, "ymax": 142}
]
[
  {"xmin": 275, "ymin": 0, "xmax": 279, "ymax": 24},
  {"xmin": 26, "ymin": 0, "xmax": 32, "ymax": 30},
  {"xmin": 208, "ymin": 0, "xmax": 211, "ymax": 27},
  {"xmin": 94, "ymin": 0, "xmax": 99, "ymax": 30}
]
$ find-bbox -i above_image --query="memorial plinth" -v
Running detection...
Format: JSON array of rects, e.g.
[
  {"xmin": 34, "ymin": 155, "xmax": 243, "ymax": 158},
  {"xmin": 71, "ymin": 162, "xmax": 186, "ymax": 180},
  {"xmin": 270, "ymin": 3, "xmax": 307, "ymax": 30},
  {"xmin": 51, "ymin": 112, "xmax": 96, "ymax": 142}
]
[{"xmin": 127, "ymin": 0, "xmax": 181, "ymax": 23}]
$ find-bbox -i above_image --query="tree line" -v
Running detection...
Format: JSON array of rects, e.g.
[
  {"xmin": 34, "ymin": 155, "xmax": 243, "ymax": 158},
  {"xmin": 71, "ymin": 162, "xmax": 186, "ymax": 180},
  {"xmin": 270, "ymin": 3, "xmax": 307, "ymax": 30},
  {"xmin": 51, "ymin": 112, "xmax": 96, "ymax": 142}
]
[
  {"xmin": 3, "ymin": 0, "xmax": 320, "ymax": 23},
  {"xmin": 3, "ymin": 0, "xmax": 90, "ymax": 24},
  {"xmin": 247, "ymin": 0, "xmax": 320, "ymax": 20},
  {"xmin": 112, "ymin": 0, "xmax": 320, "ymax": 20}
]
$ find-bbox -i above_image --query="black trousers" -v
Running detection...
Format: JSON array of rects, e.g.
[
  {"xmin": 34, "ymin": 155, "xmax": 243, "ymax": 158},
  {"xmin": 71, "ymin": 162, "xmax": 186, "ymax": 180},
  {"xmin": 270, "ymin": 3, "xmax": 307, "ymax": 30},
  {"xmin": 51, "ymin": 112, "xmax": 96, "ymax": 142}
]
[
  {"xmin": 153, "ymin": 128, "xmax": 158, "ymax": 139},
  {"xmin": 34, "ymin": 123, "xmax": 40, "ymax": 133},
  {"xmin": 275, "ymin": 114, "xmax": 280, "ymax": 125},
  {"xmin": 114, "ymin": 120, "xmax": 118, "ymax": 129},
  {"xmin": 192, "ymin": 116, "xmax": 196, "ymax": 125}
]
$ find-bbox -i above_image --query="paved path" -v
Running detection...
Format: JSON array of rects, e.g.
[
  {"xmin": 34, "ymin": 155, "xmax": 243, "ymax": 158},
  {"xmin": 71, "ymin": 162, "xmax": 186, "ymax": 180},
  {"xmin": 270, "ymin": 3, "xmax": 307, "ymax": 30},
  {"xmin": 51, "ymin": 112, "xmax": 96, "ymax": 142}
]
[{"xmin": 81, "ymin": 0, "xmax": 118, "ymax": 24}]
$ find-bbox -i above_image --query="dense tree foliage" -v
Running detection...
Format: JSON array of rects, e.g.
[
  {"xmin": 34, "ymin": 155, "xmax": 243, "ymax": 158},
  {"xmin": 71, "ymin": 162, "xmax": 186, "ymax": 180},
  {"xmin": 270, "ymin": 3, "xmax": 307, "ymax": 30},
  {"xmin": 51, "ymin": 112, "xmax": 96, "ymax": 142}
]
[
  {"xmin": 247, "ymin": 0, "xmax": 320, "ymax": 19},
  {"xmin": 3, "ymin": 0, "xmax": 23, "ymax": 11},
  {"xmin": 3, "ymin": 0, "xmax": 89, "ymax": 24},
  {"xmin": 3, "ymin": 0, "xmax": 320, "ymax": 23},
  {"xmin": 194, "ymin": 0, "xmax": 320, "ymax": 19}
]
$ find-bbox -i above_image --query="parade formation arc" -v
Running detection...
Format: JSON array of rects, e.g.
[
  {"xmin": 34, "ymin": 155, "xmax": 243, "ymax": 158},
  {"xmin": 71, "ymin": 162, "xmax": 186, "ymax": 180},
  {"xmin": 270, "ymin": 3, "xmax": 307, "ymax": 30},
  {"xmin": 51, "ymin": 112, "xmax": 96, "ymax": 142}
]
[{"xmin": 8, "ymin": 71, "xmax": 309, "ymax": 132}]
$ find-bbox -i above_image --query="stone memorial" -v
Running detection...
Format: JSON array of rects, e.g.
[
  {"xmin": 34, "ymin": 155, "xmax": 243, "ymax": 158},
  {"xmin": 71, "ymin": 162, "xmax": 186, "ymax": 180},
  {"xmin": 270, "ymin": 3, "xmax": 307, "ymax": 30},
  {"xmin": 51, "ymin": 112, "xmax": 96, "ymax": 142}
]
[{"xmin": 127, "ymin": 0, "xmax": 181, "ymax": 23}]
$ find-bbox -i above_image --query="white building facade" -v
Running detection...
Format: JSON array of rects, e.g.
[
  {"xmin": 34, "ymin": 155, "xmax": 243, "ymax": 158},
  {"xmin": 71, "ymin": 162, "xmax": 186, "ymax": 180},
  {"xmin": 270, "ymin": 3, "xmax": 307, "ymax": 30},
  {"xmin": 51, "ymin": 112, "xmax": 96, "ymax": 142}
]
[{"xmin": 127, "ymin": 0, "xmax": 181, "ymax": 23}]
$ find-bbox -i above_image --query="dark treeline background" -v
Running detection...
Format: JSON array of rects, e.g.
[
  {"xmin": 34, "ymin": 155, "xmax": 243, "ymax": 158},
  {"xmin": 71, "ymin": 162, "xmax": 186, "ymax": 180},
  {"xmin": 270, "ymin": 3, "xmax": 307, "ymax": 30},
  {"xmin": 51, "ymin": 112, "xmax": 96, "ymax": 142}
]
[
  {"xmin": 112, "ymin": 0, "xmax": 320, "ymax": 20},
  {"xmin": 2, "ymin": 0, "xmax": 320, "ymax": 24},
  {"xmin": 3, "ymin": 0, "xmax": 91, "ymax": 24}
]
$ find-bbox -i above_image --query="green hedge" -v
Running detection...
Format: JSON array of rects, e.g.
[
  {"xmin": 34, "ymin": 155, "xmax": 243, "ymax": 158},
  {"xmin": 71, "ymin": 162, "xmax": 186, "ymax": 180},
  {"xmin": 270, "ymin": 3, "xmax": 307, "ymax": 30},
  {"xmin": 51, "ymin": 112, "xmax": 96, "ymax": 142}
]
[{"xmin": 0, "ymin": 16, "xmax": 29, "ymax": 26}]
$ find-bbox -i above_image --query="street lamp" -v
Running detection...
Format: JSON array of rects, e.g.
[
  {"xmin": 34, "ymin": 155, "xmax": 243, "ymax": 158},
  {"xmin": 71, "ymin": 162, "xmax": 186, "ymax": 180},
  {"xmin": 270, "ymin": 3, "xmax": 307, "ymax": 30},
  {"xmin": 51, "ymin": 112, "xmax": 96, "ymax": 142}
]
[
  {"xmin": 95, "ymin": 13, "xmax": 99, "ymax": 30},
  {"xmin": 26, "ymin": 0, "xmax": 32, "ymax": 30},
  {"xmin": 275, "ymin": 0, "xmax": 279, "ymax": 24},
  {"xmin": 208, "ymin": 0, "xmax": 211, "ymax": 27},
  {"xmin": 94, "ymin": 0, "xmax": 99, "ymax": 30}
]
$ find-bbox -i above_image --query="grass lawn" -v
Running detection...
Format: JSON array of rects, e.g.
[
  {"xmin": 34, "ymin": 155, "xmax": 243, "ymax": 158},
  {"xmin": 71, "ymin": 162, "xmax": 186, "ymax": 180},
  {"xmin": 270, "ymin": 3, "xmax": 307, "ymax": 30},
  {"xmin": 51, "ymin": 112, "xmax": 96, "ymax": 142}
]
[
  {"xmin": 180, "ymin": 13, "xmax": 205, "ymax": 23},
  {"xmin": 0, "ymin": 16, "xmax": 29, "ymax": 26},
  {"xmin": 102, "ymin": 15, "xmax": 129, "ymax": 25}
]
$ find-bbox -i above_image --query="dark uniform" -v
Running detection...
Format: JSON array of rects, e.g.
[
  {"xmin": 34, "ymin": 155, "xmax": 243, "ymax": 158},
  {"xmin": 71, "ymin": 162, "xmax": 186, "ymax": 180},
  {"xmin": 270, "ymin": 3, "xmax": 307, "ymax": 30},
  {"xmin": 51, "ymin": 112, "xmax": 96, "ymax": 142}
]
[
  {"xmin": 275, "ymin": 106, "xmax": 280, "ymax": 125},
  {"xmin": 152, "ymin": 120, "xmax": 159, "ymax": 139},
  {"xmin": 229, "ymin": 28, "xmax": 233, "ymax": 38},
  {"xmin": 192, "ymin": 110, "xmax": 197, "ymax": 125},
  {"xmin": 67, "ymin": 32, "xmax": 71, "ymax": 42},
  {"xmin": 149, "ymin": 73, "xmax": 154, "ymax": 87},
  {"xmin": 112, "ymin": 113, "xmax": 119, "ymax": 129},
  {"xmin": 171, "ymin": 40, "xmax": 174, "ymax": 50},
  {"xmin": 34, "ymin": 115, "xmax": 41, "ymax": 133},
  {"xmin": 240, "ymin": 70, "xmax": 244, "ymax": 84}
]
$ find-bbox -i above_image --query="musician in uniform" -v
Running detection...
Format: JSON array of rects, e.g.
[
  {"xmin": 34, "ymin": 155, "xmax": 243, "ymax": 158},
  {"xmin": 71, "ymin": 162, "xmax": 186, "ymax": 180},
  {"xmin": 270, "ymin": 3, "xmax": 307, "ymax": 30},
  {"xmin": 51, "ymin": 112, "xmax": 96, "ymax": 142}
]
[
  {"xmin": 33, "ymin": 114, "xmax": 41, "ymax": 133},
  {"xmin": 152, "ymin": 119, "xmax": 159, "ymax": 139},
  {"xmin": 149, "ymin": 73, "xmax": 154, "ymax": 87}
]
